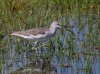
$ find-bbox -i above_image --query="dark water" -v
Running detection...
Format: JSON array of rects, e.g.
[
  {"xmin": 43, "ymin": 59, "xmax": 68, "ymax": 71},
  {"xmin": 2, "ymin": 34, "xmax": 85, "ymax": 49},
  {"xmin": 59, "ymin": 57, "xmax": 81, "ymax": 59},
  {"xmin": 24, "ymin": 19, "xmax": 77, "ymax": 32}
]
[{"xmin": 1, "ymin": 16, "xmax": 100, "ymax": 74}]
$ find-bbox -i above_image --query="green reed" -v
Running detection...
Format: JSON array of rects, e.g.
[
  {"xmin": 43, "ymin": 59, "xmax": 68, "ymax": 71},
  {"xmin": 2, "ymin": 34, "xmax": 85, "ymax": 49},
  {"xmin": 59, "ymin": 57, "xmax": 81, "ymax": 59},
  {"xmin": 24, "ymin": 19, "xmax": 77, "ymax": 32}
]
[{"xmin": 0, "ymin": 0, "xmax": 99, "ymax": 74}]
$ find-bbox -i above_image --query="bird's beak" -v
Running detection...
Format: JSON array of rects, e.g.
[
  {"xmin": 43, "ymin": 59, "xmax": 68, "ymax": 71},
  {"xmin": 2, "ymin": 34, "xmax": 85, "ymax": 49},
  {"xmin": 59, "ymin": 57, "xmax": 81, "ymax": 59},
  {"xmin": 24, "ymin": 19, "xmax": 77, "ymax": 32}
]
[{"xmin": 62, "ymin": 25, "xmax": 73, "ymax": 33}]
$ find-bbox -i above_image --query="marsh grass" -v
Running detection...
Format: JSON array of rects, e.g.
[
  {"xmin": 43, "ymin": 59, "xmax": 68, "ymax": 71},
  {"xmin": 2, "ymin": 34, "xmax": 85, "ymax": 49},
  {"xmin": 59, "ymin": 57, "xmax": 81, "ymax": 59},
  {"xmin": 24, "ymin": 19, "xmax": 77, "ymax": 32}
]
[{"xmin": 0, "ymin": 0, "xmax": 100, "ymax": 74}]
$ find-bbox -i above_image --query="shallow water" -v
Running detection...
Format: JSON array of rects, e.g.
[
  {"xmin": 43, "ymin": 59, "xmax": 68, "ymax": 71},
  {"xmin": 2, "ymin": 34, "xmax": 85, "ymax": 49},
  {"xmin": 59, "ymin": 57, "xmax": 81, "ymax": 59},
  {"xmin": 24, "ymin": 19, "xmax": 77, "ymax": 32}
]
[{"xmin": 1, "ymin": 16, "xmax": 100, "ymax": 74}]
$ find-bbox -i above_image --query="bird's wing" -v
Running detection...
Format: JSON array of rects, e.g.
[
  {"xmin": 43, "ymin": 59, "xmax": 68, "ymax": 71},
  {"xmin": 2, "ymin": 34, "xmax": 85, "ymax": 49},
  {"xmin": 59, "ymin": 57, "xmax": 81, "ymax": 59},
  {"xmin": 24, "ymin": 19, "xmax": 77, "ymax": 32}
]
[
  {"xmin": 10, "ymin": 28, "xmax": 49, "ymax": 36},
  {"xmin": 27, "ymin": 28, "xmax": 49, "ymax": 35}
]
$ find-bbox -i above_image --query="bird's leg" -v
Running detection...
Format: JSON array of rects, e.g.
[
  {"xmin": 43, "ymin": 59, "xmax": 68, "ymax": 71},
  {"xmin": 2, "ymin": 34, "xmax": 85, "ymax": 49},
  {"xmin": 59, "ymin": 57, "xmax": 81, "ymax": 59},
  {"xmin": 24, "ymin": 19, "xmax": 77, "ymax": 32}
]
[
  {"xmin": 38, "ymin": 41, "xmax": 50, "ymax": 48},
  {"xmin": 32, "ymin": 41, "xmax": 39, "ymax": 52},
  {"xmin": 39, "ymin": 44, "xmax": 50, "ymax": 48},
  {"xmin": 32, "ymin": 41, "xmax": 50, "ymax": 52}
]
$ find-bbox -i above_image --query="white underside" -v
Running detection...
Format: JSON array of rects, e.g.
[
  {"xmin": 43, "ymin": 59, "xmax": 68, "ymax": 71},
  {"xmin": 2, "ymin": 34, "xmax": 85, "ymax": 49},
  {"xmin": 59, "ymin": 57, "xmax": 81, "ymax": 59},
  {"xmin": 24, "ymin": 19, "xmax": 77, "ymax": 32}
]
[{"xmin": 11, "ymin": 33, "xmax": 50, "ymax": 42}]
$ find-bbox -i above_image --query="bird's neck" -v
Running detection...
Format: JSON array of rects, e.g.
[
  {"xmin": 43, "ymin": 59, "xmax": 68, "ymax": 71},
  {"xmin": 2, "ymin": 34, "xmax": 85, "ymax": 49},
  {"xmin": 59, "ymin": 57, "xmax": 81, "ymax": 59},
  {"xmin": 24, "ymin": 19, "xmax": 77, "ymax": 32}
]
[{"xmin": 49, "ymin": 27, "xmax": 57, "ymax": 35}]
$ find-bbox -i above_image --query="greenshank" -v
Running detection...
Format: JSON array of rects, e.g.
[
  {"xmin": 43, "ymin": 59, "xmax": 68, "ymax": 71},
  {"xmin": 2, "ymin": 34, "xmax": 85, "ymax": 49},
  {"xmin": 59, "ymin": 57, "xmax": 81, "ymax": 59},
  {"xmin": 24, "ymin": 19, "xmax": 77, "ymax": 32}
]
[{"xmin": 10, "ymin": 21, "xmax": 61, "ymax": 44}]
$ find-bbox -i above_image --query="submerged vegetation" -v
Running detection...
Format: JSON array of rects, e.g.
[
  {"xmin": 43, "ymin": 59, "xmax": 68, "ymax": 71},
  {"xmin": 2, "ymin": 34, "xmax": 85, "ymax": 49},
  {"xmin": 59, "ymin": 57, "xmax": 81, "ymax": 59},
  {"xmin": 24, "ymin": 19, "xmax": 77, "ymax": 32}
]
[{"xmin": 0, "ymin": 0, "xmax": 100, "ymax": 74}]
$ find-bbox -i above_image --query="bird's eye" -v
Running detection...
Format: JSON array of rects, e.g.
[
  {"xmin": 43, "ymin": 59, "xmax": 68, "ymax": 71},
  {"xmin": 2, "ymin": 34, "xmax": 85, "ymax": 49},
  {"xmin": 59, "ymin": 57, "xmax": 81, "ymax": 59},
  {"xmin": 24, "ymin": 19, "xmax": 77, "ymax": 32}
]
[{"xmin": 57, "ymin": 24, "xmax": 60, "ymax": 26}]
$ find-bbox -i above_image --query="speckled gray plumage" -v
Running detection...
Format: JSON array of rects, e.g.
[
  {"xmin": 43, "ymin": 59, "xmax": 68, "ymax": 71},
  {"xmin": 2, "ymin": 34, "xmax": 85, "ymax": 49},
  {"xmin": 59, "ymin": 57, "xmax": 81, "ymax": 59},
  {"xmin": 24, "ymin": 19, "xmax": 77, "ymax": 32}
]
[{"xmin": 12, "ymin": 28, "xmax": 49, "ymax": 36}]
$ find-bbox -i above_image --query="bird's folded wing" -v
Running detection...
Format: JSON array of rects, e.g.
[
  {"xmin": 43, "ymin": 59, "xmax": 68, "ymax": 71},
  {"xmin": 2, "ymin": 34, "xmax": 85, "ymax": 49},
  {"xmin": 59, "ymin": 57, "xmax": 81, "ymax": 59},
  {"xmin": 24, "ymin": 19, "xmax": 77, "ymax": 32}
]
[{"xmin": 10, "ymin": 28, "xmax": 49, "ymax": 36}]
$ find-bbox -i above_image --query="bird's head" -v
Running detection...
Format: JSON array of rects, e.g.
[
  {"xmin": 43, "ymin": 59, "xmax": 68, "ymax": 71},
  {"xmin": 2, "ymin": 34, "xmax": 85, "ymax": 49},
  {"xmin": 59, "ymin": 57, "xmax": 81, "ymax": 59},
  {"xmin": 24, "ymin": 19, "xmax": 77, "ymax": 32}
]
[{"xmin": 50, "ymin": 21, "xmax": 61, "ymax": 29}]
